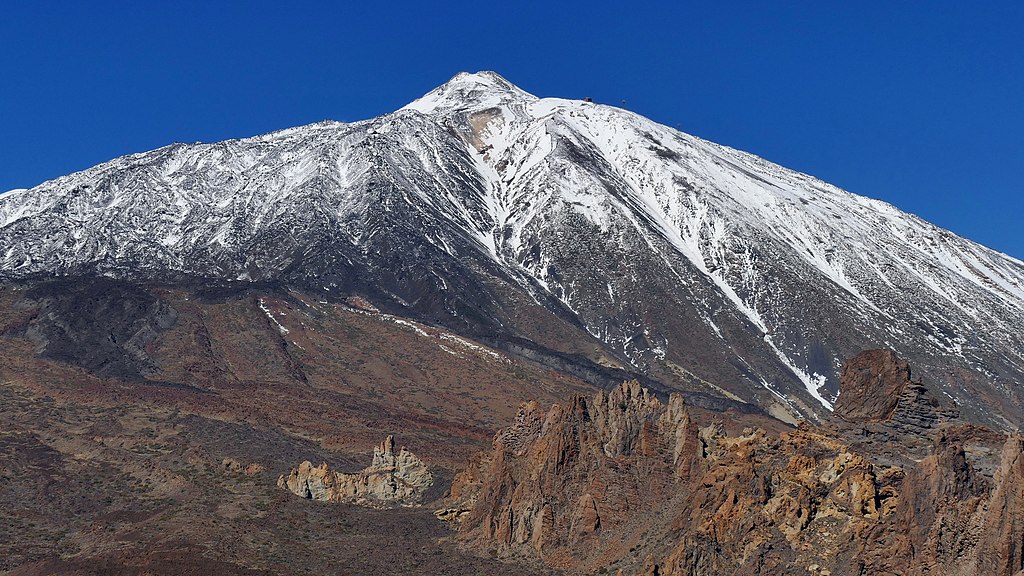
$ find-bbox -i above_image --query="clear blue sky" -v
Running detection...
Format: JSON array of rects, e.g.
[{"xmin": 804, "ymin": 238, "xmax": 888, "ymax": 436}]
[{"xmin": 2, "ymin": 2, "xmax": 1022, "ymax": 258}]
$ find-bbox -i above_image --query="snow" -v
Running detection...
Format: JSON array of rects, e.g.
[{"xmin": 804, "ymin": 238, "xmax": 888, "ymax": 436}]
[
  {"xmin": 764, "ymin": 336, "xmax": 834, "ymax": 410},
  {"xmin": 258, "ymin": 298, "xmax": 290, "ymax": 335},
  {"xmin": 439, "ymin": 333, "xmax": 508, "ymax": 362},
  {"xmin": 389, "ymin": 317, "xmax": 431, "ymax": 338},
  {"xmin": 2, "ymin": 71, "xmax": 1023, "ymax": 418},
  {"xmin": 402, "ymin": 71, "xmax": 538, "ymax": 115},
  {"xmin": 344, "ymin": 303, "xmax": 508, "ymax": 363}
]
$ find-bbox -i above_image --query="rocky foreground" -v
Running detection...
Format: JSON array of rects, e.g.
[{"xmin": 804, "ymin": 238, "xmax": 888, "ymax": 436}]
[
  {"xmin": 0, "ymin": 283, "xmax": 572, "ymax": 575},
  {"xmin": 441, "ymin": 351, "xmax": 1024, "ymax": 575},
  {"xmin": 2, "ymin": 276, "xmax": 1021, "ymax": 575}
]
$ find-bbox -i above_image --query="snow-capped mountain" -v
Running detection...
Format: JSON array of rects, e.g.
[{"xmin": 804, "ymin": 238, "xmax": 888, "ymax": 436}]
[{"xmin": 3, "ymin": 71, "xmax": 1023, "ymax": 426}]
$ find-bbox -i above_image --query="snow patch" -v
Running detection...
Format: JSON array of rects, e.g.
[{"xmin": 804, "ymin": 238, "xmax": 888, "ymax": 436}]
[
  {"xmin": 258, "ymin": 298, "xmax": 290, "ymax": 335},
  {"xmin": 764, "ymin": 336, "xmax": 833, "ymax": 410}
]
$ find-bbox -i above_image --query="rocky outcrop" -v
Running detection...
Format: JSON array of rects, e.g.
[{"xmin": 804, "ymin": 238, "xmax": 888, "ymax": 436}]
[
  {"xmin": 222, "ymin": 458, "xmax": 264, "ymax": 476},
  {"xmin": 448, "ymin": 381, "xmax": 695, "ymax": 566},
  {"xmin": 278, "ymin": 435, "xmax": 433, "ymax": 506},
  {"xmin": 449, "ymin": 379, "xmax": 1024, "ymax": 576},
  {"xmin": 834, "ymin": 349, "xmax": 959, "ymax": 434},
  {"xmin": 884, "ymin": 429, "xmax": 989, "ymax": 573},
  {"xmin": 974, "ymin": 434, "xmax": 1024, "ymax": 575},
  {"xmin": 834, "ymin": 349, "xmax": 911, "ymax": 421}
]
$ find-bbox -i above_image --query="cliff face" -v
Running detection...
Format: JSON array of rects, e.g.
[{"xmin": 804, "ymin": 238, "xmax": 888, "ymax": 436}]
[
  {"xmin": 975, "ymin": 435, "xmax": 1024, "ymax": 576},
  {"xmin": 448, "ymin": 381, "xmax": 694, "ymax": 566},
  {"xmin": 447, "ymin": 357, "xmax": 1024, "ymax": 575},
  {"xmin": 279, "ymin": 436, "xmax": 433, "ymax": 506},
  {"xmin": 834, "ymin": 349, "xmax": 913, "ymax": 421}
]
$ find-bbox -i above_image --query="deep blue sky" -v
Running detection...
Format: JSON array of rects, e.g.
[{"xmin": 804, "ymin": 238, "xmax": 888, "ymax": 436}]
[{"xmin": 2, "ymin": 2, "xmax": 1021, "ymax": 258}]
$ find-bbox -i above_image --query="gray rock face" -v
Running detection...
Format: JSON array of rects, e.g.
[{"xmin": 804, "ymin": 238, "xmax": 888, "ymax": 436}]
[
  {"xmin": 3, "ymin": 71, "xmax": 1024, "ymax": 427},
  {"xmin": 22, "ymin": 278, "xmax": 179, "ymax": 380}
]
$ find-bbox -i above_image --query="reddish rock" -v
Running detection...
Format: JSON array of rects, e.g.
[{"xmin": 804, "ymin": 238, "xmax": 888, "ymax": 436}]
[
  {"xmin": 975, "ymin": 434, "xmax": 1024, "ymax": 575},
  {"xmin": 834, "ymin": 349, "xmax": 913, "ymax": 422},
  {"xmin": 834, "ymin": 349, "xmax": 958, "ymax": 435},
  {"xmin": 449, "ymin": 376, "xmax": 1024, "ymax": 576},
  {"xmin": 448, "ymin": 381, "xmax": 692, "ymax": 569}
]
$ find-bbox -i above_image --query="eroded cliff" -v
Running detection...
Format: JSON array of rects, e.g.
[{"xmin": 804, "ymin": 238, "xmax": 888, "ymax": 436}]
[{"xmin": 445, "ymin": 353, "xmax": 1023, "ymax": 575}]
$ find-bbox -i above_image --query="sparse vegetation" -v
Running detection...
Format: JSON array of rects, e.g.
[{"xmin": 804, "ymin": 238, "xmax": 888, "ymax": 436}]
[{"xmin": 0, "ymin": 285, "xmax": 573, "ymax": 574}]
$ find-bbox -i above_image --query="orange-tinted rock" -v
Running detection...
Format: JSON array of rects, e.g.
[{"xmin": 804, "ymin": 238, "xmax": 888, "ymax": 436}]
[
  {"xmin": 975, "ymin": 434, "xmax": 1024, "ymax": 575},
  {"xmin": 221, "ymin": 457, "xmax": 264, "ymax": 476},
  {"xmin": 448, "ymin": 381, "xmax": 692, "ymax": 569},
  {"xmin": 450, "ymin": 376, "xmax": 1024, "ymax": 576},
  {"xmin": 570, "ymin": 493, "xmax": 601, "ymax": 541}
]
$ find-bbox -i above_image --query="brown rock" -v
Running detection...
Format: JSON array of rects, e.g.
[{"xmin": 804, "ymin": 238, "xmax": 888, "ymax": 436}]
[
  {"xmin": 888, "ymin": 430, "xmax": 987, "ymax": 571},
  {"xmin": 447, "ymin": 381, "xmax": 694, "ymax": 569},
  {"xmin": 222, "ymin": 458, "xmax": 264, "ymax": 476},
  {"xmin": 640, "ymin": 554, "xmax": 661, "ymax": 576},
  {"xmin": 243, "ymin": 463, "xmax": 264, "ymax": 476},
  {"xmin": 434, "ymin": 506, "xmax": 471, "ymax": 522},
  {"xmin": 570, "ymin": 493, "xmax": 601, "ymax": 541},
  {"xmin": 590, "ymin": 380, "xmax": 662, "ymax": 458},
  {"xmin": 834, "ymin": 349, "xmax": 958, "ymax": 434},
  {"xmin": 834, "ymin": 349, "xmax": 913, "ymax": 422},
  {"xmin": 975, "ymin": 434, "xmax": 1024, "ymax": 575},
  {"xmin": 448, "ymin": 374, "xmax": 1024, "ymax": 575}
]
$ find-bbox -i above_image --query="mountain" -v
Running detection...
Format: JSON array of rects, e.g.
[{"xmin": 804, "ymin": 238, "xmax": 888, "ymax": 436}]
[{"xmin": 3, "ymin": 71, "xmax": 1023, "ymax": 427}]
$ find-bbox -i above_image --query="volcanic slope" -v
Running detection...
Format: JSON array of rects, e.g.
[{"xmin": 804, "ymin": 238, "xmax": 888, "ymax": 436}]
[
  {"xmin": 0, "ymin": 280, "xmax": 578, "ymax": 574},
  {"xmin": 2, "ymin": 71, "xmax": 1023, "ymax": 425}
]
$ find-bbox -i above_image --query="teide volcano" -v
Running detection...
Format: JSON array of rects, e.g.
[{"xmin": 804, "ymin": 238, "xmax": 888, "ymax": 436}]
[{"xmin": 2, "ymin": 71, "xmax": 1024, "ymax": 426}]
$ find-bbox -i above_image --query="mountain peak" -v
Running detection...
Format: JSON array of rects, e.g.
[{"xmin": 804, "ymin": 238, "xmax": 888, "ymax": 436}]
[
  {"xmin": 402, "ymin": 70, "xmax": 537, "ymax": 114},
  {"xmin": 445, "ymin": 70, "xmax": 515, "ymax": 89},
  {"xmin": 3, "ymin": 72, "xmax": 1024, "ymax": 430}
]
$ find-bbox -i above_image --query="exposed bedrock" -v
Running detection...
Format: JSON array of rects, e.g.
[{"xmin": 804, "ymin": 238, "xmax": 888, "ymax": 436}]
[
  {"xmin": 279, "ymin": 435, "xmax": 433, "ymax": 506},
  {"xmin": 446, "ymin": 360, "xmax": 1024, "ymax": 575}
]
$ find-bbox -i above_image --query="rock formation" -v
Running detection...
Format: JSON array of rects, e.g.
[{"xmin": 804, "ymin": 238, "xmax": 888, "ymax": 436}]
[
  {"xmin": 222, "ymin": 458, "xmax": 264, "ymax": 476},
  {"xmin": 834, "ymin": 349, "xmax": 959, "ymax": 433},
  {"xmin": 447, "ymin": 362, "xmax": 1024, "ymax": 575},
  {"xmin": 446, "ymin": 380, "xmax": 695, "ymax": 563},
  {"xmin": 834, "ymin": 349, "xmax": 913, "ymax": 421},
  {"xmin": 973, "ymin": 434, "xmax": 1024, "ymax": 575},
  {"xmin": 279, "ymin": 435, "xmax": 433, "ymax": 506}
]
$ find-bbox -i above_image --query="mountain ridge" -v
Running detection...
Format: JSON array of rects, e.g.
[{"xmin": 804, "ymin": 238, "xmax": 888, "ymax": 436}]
[{"xmin": 2, "ymin": 71, "xmax": 1023, "ymax": 428}]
